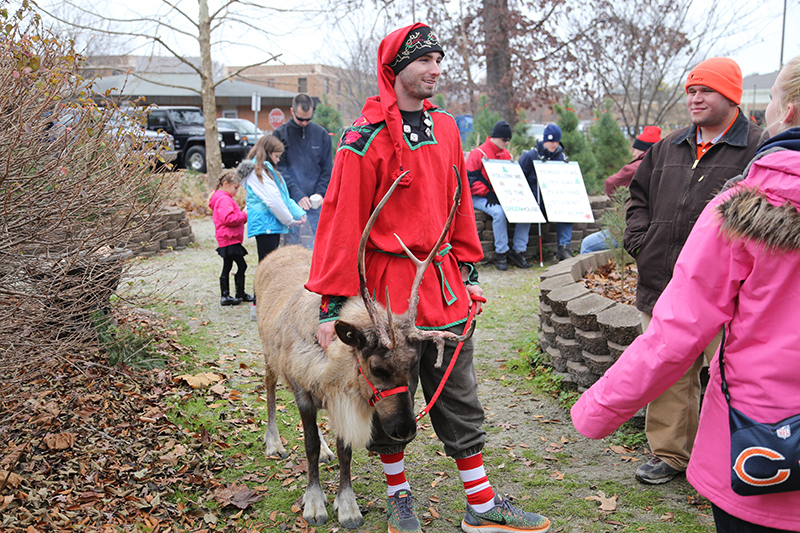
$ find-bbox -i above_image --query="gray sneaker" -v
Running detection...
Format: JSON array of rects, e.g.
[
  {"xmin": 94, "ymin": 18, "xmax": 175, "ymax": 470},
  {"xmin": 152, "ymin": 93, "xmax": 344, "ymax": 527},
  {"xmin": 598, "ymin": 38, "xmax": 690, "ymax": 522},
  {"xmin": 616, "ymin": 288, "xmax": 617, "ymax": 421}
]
[
  {"xmin": 387, "ymin": 490, "xmax": 421, "ymax": 533},
  {"xmin": 635, "ymin": 457, "xmax": 682, "ymax": 484},
  {"xmin": 462, "ymin": 494, "xmax": 550, "ymax": 533}
]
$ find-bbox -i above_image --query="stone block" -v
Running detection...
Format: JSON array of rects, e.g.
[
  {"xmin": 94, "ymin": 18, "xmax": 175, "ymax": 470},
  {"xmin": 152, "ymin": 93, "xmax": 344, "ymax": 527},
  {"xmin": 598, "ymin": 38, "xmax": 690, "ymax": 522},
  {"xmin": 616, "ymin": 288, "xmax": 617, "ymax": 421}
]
[
  {"xmin": 167, "ymin": 229, "xmax": 184, "ymax": 240},
  {"xmin": 160, "ymin": 238, "xmax": 177, "ymax": 250},
  {"xmin": 539, "ymin": 274, "xmax": 574, "ymax": 302},
  {"xmin": 550, "ymin": 314, "xmax": 575, "ymax": 340},
  {"xmin": 546, "ymin": 346, "xmax": 567, "ymax": 372},
  {"xmin": 597, "ymin": 305, "xmax": 643, "ymax": 346},
  {"xmin": 555, "ymin": 372, "xmax": 578, "ymax": 391},
  {"xmin": 547, "ymin": 284, "xmax": 591, "ymax": 316},
  {"xmin": 181, "ymin": 226, "xmax": 192, "ymax": 236},
  {"xmin": 539, "ymin": 301, "xmax": 552, "ymax": 327},
  {"xmin": 540, "ymin": 322, "xmax": 556, "ymax": 345},
  {"xmin": 566, "ymin": 360, "xmax": 594, "ymax": 388},
  {"xmin": 575, "ymin": 328, "xmax": 609, "ymax": 355},
  {"xmin": 582, "ymin": 352, "xmax": 616, "ymax": 375},
  {"xmin": 163, "ymin": 220, "xmax": 179, "ymax": 232},
  {"xmin": 540, "ymin": 262, "xmax": 576, "ymax": 281},
  {"xmin": 556, "ymin": 336, "xmax": 582, "ymax": 362},
  {"xmin": 607, "ymin": 340, "xmax": 628, "ymax": 358},
  {"xmin": 567, "ymin": 293, "xmax": 616, "ymax": 332},
  {"xmin": 187, "ymin": 234, "xmax": 195, "ymax": 243},
  {"xmin": 177, "ymin": 236, "xmax": 191, "ymax": 247}
]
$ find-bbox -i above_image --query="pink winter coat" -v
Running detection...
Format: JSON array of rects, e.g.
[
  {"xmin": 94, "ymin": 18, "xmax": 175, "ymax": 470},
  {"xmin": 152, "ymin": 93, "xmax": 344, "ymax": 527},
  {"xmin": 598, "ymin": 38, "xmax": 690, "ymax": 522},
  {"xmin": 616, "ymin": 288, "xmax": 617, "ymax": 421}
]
[
  {"xmin": 571, "ymin": 149, "xmax": 800, "ymax": 531},
  {"xmin": 208, "ymin": 189, "xmax": 247, "ymax": 248}
]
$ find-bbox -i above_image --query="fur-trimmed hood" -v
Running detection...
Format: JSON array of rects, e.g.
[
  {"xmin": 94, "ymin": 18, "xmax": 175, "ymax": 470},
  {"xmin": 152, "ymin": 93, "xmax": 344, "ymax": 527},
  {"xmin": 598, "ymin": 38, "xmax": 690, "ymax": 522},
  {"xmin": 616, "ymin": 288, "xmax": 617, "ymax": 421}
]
[{"xmin": 717, "ymin": 148, "xmax": 800, "ymax": 252}]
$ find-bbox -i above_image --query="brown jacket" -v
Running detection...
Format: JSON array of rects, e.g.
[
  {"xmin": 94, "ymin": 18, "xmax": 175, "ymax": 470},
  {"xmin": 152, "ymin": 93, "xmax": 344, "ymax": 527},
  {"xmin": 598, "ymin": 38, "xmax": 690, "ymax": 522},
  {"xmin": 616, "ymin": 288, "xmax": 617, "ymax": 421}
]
[{"xmin": 623, "ymin": 110, "xmax": 763, "ymax": 313}]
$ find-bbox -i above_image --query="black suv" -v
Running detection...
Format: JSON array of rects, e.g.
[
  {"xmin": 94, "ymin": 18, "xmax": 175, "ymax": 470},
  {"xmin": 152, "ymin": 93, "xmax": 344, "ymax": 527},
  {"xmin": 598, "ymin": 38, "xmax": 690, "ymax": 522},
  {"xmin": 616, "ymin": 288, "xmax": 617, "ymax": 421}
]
[{"xmin": 145, "ymin": 106, "xmax": 249, "ymax": 172}]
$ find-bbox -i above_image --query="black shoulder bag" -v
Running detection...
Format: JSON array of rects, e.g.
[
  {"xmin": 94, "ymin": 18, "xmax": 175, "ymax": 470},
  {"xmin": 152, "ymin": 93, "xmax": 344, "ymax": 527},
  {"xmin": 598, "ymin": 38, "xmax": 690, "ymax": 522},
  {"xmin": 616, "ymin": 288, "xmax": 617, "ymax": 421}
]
[{"xmin": 719, "ymin": 329, "xmax": 800, "ymax": 496}]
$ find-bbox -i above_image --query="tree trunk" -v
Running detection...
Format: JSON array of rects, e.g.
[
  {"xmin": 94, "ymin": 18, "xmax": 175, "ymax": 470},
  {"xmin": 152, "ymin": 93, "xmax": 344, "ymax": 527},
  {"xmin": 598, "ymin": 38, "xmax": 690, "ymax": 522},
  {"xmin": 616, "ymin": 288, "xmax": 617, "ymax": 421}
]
[
  {"xmin": 483, "ymin": 0, "xmax": 513, "ymax": 122},
  {"xmin": 198, "ymin": 0, "xmax": 222, "ymax": 188}
]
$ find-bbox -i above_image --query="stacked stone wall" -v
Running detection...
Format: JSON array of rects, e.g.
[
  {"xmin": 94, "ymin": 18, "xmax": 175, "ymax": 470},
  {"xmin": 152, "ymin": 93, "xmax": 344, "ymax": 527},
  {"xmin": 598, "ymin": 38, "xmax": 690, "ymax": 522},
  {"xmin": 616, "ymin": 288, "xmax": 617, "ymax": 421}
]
[
  {"xmin": 125, "ymin": 207, "xmax": 195, "ymax": 257},
  {"xmin": 537, "ymin": 250, "xmax": 646, "ymax": 425}
]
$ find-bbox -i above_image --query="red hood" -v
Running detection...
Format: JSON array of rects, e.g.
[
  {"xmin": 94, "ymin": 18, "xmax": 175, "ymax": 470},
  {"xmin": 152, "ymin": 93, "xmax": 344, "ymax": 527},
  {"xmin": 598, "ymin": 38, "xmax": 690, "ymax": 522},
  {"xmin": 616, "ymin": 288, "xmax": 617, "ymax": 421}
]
[{"xmin": 363, "ymin": 23, "xmax": 436, "ymax": 183}]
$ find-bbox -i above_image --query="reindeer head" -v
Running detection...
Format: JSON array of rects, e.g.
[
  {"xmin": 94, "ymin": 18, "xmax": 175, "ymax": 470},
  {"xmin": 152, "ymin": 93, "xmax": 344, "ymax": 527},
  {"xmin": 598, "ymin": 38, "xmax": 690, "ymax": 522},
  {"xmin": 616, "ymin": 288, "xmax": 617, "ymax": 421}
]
[{"xmin": 333, "ymin": 166, "xmax": 477, "ymax": 442}]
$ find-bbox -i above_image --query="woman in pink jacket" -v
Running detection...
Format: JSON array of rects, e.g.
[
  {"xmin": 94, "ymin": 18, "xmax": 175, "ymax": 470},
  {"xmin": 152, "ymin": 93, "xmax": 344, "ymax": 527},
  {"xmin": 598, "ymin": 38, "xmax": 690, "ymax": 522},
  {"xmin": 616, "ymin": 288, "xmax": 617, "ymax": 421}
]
[
  {"xmin": 572, "ymin": 56, "xmax": 800, "ymax": 532},
  {"xmin": 208, "ymin": 170, "xmax": 253, "ymax": 306}
]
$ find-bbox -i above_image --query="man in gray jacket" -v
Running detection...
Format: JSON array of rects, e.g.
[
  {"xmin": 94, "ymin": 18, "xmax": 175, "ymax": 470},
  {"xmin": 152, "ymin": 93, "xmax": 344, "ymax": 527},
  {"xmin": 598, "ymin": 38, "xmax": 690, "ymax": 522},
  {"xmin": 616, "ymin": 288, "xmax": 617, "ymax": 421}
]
[
  {"xmin": 623, "ymin": 57, "xmax": 762, "ymax": 485},
  {"xmin": 273, "ymin": 93, "xmax": 333, "ymax": 249}
]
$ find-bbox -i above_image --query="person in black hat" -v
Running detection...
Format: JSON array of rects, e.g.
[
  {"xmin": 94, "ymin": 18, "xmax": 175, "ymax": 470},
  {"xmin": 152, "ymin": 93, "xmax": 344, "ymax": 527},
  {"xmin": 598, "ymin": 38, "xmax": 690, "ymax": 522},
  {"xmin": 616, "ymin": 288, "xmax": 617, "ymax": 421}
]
[{"xmin": 467, "ymin": 120, "xmax": 533, "ymax": 270}]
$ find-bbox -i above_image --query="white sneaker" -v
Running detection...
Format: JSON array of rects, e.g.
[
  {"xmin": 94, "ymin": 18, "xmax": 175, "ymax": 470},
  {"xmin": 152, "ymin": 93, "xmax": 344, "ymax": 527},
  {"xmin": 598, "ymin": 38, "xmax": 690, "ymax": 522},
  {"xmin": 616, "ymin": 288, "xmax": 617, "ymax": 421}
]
[{"xmin": 249, "ymin": 303, "xmax": 257, "ymax": 322}]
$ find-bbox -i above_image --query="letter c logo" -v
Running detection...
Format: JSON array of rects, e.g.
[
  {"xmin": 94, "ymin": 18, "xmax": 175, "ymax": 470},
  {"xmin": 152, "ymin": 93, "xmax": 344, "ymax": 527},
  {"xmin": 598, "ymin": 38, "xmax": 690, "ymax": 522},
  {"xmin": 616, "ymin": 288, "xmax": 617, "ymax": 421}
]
[{"xmin": 733, "ymin": 447, "xmax": 791, "ymax": 487}]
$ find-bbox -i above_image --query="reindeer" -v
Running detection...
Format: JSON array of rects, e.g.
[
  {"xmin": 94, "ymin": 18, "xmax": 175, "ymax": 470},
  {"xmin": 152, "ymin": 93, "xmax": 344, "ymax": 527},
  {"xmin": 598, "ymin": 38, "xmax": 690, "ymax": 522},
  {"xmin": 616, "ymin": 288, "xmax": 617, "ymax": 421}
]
[{"xmin": 253, "ymin": 169, "xmax": 476, "ymax": 528}]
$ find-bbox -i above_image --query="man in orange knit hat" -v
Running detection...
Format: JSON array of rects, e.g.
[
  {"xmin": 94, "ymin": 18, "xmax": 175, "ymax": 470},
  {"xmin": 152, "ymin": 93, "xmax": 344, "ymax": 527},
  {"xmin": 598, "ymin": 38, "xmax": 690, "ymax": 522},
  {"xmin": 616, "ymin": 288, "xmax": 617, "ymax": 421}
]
[{"xmin": 622, "ymin": 57, "xmax": 763, "ymax": 484}]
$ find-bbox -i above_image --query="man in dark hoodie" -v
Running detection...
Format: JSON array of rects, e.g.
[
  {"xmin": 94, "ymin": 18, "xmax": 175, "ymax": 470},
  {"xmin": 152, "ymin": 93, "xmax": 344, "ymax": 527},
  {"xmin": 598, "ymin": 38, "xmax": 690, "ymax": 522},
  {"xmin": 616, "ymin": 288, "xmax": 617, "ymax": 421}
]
[
  {"xmin": 519, "ymin": 124, "xmax": 574, "ymax": 261},
  {"xmin": 306, "ymin": 23, "xmax": 550, "ymax": 533},
  {"xmin": 272, "ymin": 93, "xmax": 333, "ymax": 249}
]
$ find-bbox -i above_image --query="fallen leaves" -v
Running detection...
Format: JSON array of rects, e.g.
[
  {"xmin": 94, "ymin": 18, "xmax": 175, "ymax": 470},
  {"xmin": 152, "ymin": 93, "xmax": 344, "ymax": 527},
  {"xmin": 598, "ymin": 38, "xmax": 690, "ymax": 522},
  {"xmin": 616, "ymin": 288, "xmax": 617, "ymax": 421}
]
[
  {"xmin": 174, "ymin": 371, "xmax": 222, "ymax": 389},
  {"xmin": 42, "ymin": 432, "xmax": 77, "ymax": 451},
  {"xmin": 213, "ymin": 483, "xmax": 263, "ymax": 509},
  {"xmin": 586, "ymin": 490, "xmax": 618, "ymax": 512}
]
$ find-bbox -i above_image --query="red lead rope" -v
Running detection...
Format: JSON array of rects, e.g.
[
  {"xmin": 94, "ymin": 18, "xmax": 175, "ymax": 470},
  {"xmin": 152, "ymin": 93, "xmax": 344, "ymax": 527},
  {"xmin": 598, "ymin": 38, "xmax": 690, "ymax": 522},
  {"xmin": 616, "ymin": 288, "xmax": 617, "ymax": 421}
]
[
  {"xmin": 357, "ymin": 293, "xmax": 485, "ymax": 415},
  {"xmin": 415, "ymin": 293, "xmax": 484, "ymax": 421}
]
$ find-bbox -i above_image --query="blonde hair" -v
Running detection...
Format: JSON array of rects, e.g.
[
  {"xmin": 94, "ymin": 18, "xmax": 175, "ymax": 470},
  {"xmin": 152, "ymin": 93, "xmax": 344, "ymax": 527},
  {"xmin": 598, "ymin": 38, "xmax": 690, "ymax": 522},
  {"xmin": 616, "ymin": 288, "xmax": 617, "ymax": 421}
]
[
  {"xmin": 247, "ymin": 134, "xmax": 285, "ymax": 183},
  {"xmin": 214, "ymin": 169, "xmax": 239, "ymax": 190},
  {"xmin": 772, "ymin": 56, "xmax": 800, "ymax": 131}
]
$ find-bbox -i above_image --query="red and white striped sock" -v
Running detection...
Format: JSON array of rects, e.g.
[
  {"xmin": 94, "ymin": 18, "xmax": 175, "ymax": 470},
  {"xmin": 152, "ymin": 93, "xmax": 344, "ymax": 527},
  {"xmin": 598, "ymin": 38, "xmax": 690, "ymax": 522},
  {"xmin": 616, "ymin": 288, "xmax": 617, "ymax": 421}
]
[
  {"xmin": 381, "ymin": 452, "xmax": 411, "ymax": 497},
  {"xmin": 455, "ymin": 452, "xmax": 496, "ymax": 514}
]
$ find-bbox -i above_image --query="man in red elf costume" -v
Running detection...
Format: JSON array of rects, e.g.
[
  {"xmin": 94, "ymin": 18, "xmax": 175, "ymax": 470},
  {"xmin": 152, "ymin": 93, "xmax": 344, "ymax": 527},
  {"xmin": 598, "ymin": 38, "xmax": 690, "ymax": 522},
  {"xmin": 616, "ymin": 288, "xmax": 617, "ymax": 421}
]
[{"xmin": 306, "ymin": 23, "xmax": 550, "ymax": 533}]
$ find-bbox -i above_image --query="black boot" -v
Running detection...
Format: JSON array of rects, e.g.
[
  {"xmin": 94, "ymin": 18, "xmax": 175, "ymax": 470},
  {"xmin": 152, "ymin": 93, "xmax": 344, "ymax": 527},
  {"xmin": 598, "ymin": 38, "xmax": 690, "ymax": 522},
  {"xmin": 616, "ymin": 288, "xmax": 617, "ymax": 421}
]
[
  {"xmin": 220, "ymin": 278, "xmax": 242, "ymax": 306},
  {"xmin": 508, "ymin": 249, "xmax": 532, "ymax": 269},
  {"xmin": 234, "ymin": 274, "xmax": 255, "ymax": 302},
  {"xmin": 556, "ymin": 245, "xmax": 572, "ymax": 262},
  {"xmin": 495, "ymin": 253, "xmax": 508, "ymax": 271}
]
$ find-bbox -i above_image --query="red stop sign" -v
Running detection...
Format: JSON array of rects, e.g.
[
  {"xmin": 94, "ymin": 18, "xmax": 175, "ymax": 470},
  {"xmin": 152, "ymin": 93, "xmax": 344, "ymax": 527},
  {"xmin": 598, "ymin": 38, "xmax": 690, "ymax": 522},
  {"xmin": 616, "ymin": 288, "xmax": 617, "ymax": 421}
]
[{"xmin": 268, "ymin": 108, "xmax": 285, "ymax": 129}]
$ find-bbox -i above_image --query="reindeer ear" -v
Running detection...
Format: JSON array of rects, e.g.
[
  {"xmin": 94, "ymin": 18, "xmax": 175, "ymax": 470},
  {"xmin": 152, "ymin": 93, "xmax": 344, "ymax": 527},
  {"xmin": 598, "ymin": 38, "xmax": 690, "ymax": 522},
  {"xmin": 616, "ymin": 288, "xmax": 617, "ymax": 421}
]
[{"xmin": 334, "ymin": 321, "xmax": 366, "ymax": 349}]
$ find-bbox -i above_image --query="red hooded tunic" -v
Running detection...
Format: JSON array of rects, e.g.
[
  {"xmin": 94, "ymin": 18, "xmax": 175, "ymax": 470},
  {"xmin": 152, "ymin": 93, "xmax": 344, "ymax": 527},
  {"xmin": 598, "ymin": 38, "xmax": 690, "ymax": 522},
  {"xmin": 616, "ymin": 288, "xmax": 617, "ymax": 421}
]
[{"xmin": 305, "ymin": 23, "xmax": 483, "ymax": 330}]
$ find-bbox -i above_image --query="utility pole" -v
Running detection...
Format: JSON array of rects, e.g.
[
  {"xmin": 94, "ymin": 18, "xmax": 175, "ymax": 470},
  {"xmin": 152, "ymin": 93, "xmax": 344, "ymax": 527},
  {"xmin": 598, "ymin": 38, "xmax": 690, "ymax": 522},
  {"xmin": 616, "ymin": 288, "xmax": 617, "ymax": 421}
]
[{"xmin": 780, "ymin": 0, "xmax": 787, "ymax": 68}]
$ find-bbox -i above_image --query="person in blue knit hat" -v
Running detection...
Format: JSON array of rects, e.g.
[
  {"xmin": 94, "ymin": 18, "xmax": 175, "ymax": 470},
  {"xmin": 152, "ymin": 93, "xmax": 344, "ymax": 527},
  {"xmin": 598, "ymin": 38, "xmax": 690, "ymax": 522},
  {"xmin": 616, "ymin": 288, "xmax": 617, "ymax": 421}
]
[{"xmin": 519, "ymin": 123, "xmax": 574, "ymax": 261}]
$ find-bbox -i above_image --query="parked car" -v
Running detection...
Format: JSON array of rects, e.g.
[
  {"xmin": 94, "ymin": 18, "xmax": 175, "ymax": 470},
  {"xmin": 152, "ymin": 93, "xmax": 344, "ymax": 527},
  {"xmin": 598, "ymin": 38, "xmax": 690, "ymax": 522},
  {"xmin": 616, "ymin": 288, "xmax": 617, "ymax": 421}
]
[
  {"xmin": 108, "ymin": 111, "xmax": 178, "ymax": 166},
  {"xmin": 47, "ymin": 106, "xmax": 177, "ymax": 167},
  {"xmin": 144, "ymin": 106, "xmax": 249, "ymax": 172},
  {"xmin": 524, "ymin": 122, "xmax": 546, "ymax": 142},
  {"xmin": 218, "ymin": 118, "xmax": 263, "ymax": 147}
]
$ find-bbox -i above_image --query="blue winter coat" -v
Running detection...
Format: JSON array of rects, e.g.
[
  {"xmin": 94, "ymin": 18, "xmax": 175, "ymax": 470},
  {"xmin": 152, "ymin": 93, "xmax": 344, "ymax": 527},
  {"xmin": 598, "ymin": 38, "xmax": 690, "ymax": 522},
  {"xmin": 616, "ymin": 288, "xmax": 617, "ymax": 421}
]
[{"xmin": 245, "ymin": 161, "xmax": 306, "ymax": 237}]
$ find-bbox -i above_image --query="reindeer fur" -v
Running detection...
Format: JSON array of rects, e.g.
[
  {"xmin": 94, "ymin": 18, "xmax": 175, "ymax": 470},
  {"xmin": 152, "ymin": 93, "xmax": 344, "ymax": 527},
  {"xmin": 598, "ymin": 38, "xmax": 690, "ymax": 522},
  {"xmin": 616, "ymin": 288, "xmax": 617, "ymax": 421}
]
[{"xmin": 254, "ymin": 245, "xmax": 419, "ymax": 528}]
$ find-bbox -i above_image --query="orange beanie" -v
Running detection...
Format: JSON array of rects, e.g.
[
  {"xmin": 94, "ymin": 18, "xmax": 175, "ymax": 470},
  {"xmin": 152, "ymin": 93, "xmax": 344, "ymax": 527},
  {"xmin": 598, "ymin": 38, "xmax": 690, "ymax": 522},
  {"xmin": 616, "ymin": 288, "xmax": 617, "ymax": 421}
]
[{"xmin": 685, "ymin": 57, "xmax": 743, "ymax": 104}]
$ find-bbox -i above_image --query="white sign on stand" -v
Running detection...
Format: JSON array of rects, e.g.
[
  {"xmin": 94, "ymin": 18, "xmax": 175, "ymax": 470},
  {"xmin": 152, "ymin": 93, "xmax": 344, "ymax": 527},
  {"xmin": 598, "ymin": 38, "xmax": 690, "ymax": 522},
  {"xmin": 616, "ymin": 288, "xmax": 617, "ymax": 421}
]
[
  {"xmin": 482, "ymin": 159, "xmax": 547, "ymax": 223},
  {"xmin": 532, "ymin": 161, "xmax": 594, "ymax": 223}
]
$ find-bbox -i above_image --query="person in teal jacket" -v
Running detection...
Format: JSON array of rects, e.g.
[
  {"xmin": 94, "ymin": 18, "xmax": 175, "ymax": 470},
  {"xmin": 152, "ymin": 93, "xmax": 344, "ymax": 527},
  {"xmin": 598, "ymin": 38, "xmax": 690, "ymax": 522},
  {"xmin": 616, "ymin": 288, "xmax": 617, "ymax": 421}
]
[{"xmin": 239, "ymin": 134, "xmax": 306, "ymax": 262}]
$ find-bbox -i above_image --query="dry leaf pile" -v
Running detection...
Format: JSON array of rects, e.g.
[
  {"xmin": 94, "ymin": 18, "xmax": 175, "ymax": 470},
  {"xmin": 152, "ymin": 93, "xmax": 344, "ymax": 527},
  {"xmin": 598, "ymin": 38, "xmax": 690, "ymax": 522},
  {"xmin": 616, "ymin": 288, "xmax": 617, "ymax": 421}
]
[
  {"xmin": 0, "ymin": 308, "xmax": 257, "ymax": 532},
  {"xmin": 581, "ymin": 260, "xmax": 638, "ymax": 306}
]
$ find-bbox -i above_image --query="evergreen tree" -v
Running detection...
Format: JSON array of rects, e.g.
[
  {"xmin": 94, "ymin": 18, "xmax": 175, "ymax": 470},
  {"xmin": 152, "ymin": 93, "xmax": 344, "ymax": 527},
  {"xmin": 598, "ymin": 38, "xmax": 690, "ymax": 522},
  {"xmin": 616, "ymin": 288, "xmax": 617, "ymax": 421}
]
[
  {"xmin": 465, "ymin": 95, "xmax": 502, "ymax": 150},
  {"xmin": 589, "ymin": 101, "xmax": 631, "ymax": 189},
  {"xmin": 555, "ymin": 96, "xmax": 600, "ymax": 194},
  {"xmin": 508, "ymin": 109, "xmax": 538, "ymax": 159},
  {"xmin": 314, "ymin": 95, "xmax": 343, "ymax": 158}
]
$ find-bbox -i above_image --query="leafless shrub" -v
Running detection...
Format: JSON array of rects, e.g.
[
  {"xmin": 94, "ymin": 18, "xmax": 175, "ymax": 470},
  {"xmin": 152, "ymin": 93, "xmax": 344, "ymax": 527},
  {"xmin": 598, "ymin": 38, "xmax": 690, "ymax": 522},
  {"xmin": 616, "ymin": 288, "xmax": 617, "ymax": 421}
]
[{"xmin": 0, "ymin": 7, "xmax": 175, "ymax": 384}]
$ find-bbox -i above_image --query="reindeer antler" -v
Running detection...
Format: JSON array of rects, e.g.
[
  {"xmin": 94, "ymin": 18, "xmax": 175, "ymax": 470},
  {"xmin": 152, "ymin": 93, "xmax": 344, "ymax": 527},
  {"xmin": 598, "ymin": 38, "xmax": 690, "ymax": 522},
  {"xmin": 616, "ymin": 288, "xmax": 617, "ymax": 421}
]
[
  {"xmin": 357, "ymin": 166, "xmax": 477, "ymax": 361},
  {"xmin": 357, "ymin": 171, "xmax": 409, "ymax": 349}
]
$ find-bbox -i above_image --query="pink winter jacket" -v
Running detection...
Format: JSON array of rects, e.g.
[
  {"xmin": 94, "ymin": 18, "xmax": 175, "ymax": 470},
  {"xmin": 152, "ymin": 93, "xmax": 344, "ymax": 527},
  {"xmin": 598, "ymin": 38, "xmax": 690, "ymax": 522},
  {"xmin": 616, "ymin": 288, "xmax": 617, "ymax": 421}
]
[
  {"xmin": 571, "ymin": 149, "xmax": 800, "ymax": 531},
  {"xmin": 208, "ymin": 189, "xmax": 247, "ymax": 248}
]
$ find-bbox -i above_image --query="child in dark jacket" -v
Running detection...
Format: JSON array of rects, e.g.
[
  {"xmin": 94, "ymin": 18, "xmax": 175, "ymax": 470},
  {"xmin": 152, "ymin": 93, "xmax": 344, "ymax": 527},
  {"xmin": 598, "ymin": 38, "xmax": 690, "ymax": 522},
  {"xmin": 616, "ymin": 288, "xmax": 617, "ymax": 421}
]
[{"xmin": 208, "ymin": 170, "xmax": 254, "ymax": 306}]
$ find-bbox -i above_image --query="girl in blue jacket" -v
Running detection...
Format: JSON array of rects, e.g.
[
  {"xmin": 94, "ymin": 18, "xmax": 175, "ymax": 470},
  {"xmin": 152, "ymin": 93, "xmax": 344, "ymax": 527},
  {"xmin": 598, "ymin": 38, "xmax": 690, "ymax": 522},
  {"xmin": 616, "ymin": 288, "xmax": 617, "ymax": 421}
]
[{"xmin": 241, "ymin": 134, "xmax": 306, "ymax": 262}]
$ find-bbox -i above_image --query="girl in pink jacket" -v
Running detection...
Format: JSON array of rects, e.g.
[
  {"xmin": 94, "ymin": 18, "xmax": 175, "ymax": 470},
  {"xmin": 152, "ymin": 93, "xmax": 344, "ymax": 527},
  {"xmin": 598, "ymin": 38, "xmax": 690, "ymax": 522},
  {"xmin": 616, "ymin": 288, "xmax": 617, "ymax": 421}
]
[
  {"xmin": 572, "ymin": 56, "xmax": 800, "ymax": 532},
  {"xmin": 208, "ymin": 170, "xmax": 253, "ymax": 306}
]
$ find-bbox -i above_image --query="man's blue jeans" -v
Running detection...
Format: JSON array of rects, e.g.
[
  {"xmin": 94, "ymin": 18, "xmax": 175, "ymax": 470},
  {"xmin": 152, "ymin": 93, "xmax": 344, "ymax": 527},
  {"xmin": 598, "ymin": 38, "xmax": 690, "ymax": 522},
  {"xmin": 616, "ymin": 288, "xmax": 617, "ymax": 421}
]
[
  {"xmin": 556, "ymin": 223, "xmax": 573, "ymax": 247},
  {"xmin": 580, "ymin": 230, "xmax": 619, "ymax": 254},
  {"xmin": 473, "ymin": 196, "xmax": 530, "ymax": 254}
]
